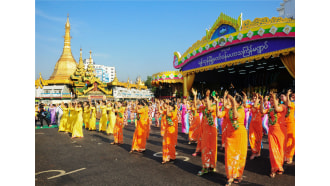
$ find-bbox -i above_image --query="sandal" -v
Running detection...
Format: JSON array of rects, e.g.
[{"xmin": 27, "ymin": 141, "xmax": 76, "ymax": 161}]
[
  {"xmin": 277, "ymin": 171, "xmax": 283, "ymax": 175},
  {"xmin": 250, "ymin": 154, "xmax": 256, "ymax": 160},
  {"xmin": 285, "ymin": 160, "xmax": 292, "ymax": 164},
  {"xmin": 192, "ymin": 152, "xmax": 198, "ymax": 156},
  {"xmin": 270, "ymin": 172, "xmax": 276, "ymax": 178},
  {"xmin": 197, "ymin": 168, "xmax": 208, "ymax": 176},
  {"xmin": 234, "ymin": 177, "xmax": 242, "ymax": 183},
  {"xmin": 225, "ymin": 178, "xmax": 234, "ymax": 186},
  {"xmin": 110, "ymin": 142, "xmax": 115, "ymax": 145}
]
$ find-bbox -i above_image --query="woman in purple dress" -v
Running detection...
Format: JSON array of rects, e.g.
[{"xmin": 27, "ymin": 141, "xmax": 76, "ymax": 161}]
[
  {"xmin": 49, "ymin": 104, "xmax": 57, "ymax": 126},
  {"xmin": 180, "ymin": 97, "xmax": 190, "ymax": 134}
]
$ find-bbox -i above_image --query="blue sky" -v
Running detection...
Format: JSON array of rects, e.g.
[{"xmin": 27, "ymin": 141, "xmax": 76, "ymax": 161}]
[{"xmin": 35, "ymin": 0, "xmax": 283, "ymax": 82}]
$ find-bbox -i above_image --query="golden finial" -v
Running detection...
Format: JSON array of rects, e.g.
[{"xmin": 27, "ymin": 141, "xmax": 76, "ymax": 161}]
[{"xmin": 65, "ymin": 14, "xmax": 70, "ymax": 28}]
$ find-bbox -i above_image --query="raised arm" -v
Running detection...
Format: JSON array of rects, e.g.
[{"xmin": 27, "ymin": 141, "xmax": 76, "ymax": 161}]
[
  {"xmin": 191, "ymin": 88, "xmax": 197, "ymax": 109},
  {"xmin": 223, "ymin": 90, "xmax": 228, "ymax": 108},
  {"xmin": 260, "ymin": 94, "xmax": 266, "ymax": 114},
  {"xmin": 273, "ymin": 93, "xmax": 284, "ymax": 113},
  {"xmin": 286, "ymin": 89, "xmax": 292, "ymax": 107},
  {"xmin": 228, "ymin": 94, "xmax": 239, "ymax": 119},
  {"xmin": 242, "ymin": 91, "xmax": 248, "ymax": 108},
  {"xmin": 254, "ymin": 93, "xmax": 260, "ymax": 108}
]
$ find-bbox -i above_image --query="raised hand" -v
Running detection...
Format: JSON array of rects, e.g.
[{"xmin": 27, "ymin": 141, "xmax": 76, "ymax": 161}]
[
  {"xmin": 242, "ymin": 91, "xmax": 247, "ymax": 99},
  {"xmin": 191, "ymin": 88, "xmax": 197, "ymax": 96},
  {"xmin": 287, "ymin": 89, "xmax": 292, "ymax": 96}
]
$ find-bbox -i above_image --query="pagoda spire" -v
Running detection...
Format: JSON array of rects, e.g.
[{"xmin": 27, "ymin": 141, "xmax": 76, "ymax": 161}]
[
  {"xmin": 79, "ymin": 48, "xmax": 83, "ymax": 64},
  {"xmin": 49, "ymin": 14, "xmax": 77, "ymax": 80}
]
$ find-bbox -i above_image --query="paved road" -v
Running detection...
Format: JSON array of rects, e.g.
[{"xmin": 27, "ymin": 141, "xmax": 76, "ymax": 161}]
[{"xmin": 35, "ymin": 122, "xmax": 295, "ymax": 186}]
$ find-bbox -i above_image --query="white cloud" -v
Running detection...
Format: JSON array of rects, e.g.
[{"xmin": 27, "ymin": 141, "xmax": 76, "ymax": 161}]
[{"xmin": 35, "ymin": 9, "xmax": 64, "ymax": 23}]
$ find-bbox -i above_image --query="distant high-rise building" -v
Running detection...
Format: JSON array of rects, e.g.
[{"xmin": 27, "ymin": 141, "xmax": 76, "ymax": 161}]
[
  {"xmin": 83, "ymin": 59, "xmax": 115, "ymax": 83},
  {"xmin": 277, "ymin": 0, "xmax": 295, "ymax": 19}
]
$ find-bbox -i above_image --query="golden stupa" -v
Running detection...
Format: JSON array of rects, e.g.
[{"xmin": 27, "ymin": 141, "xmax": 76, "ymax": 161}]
[{"xmin": 49, "ymin": 14, "xmax": 77, "ymax": 80}]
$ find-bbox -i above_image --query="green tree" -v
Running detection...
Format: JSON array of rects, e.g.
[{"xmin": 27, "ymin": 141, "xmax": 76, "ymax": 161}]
[{"xmin": 144, "ymin": 75, "xmax": 153, "ymax": 88}]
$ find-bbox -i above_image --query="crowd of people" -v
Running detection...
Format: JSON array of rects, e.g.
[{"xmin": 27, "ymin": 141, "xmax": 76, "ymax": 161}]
[{"xmin": 35, "ymin": 88, "xmax": 295, "ymax": 186}]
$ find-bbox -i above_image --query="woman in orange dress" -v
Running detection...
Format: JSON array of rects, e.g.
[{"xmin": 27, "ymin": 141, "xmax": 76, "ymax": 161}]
[
  {"xmin": 192, "ymin": 99, "xmax": 205, "ymax": 157},
  {"xmin": 284, "ymin": 89, "xmax": 295, "ymax": 164},
  {"xmin": 218, "ymin": 93, "xmax": 247, "ymax": 185},
  {"xmin": 188, "ymin": 88, "xmax": 201, "ymax": 144},
  {"xmin": 243, "ymin": 92, "xmax": 263, "ymax": 160},
  {"xmin": 154, "ymin": 100, "xmax": 160, "ymax": 127},
  {"xmin": 111, "ymin": 101, "xmax": 126, "ymax": 145},
  {"xmin": 158, "ymin": 100, "xmax": 167, "ymax": 137},
  {"xmin": 220, "ymin": 91, "xmax": 231, "ymax": 151},
  {"xmin": 197, "ymin": 89, "xmax": 218, "ymax": 176},
  {"xmin": 260, "ymin": 92, "xmax": 287, "ymax": 178},
  {"xmin": 162, "ymin": 101, "xmax": 177, "ymax": 164},
  {"xmin": 130, "ymin": 100, "xmax": 147, "ymax": 153},
  {"xmin": 144, "ymin": 100, "xmax": 150, "ymax": 140}
]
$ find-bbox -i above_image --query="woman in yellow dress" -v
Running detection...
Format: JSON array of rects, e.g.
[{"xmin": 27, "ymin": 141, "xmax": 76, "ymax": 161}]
[
  {"xmin": 70, "ymin": 102, "xmax": 78, "ymax": 133},
  {"xmin": 35, "ymin": 104, "xmax": 39, "ymax": 126},
  {"xmin": 66, "ymin": 102, "xmax": 74, "ymax": 133},
  {"xmin": 72, "ymin": 101, "xmax": 84, "ymax": 138},
  {"xmin": 99, "ymin": 101, "xmax": 108, "ymax": 132},
  {"xmin": 89, "ymin": 102, "xmax": 97, "ymax": 131},
  {"xmin": 106, "ymin": 102, "xmax": 116, "ymax": 135},
  {"xmin": 83, "ymin": 101, "xmax": 91, "ymax": 129},
  {"xmin": 58, "ymin": 102, "xmax": 68, "ymax": 132}
]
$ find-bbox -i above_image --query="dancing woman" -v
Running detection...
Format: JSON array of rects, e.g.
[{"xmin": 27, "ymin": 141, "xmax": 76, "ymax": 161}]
[
  {"xmin": 89, "ymin": 102, "xmax": 97, "ymax": 131},
  {"xmin": 72, "ymin": 101, "xmax": 84, "ymax": 138},
  {"xmin": 83, "ymin": 101, "xmax": 91, "ymax": 129},
  {"xmin": 130, "ymin": 100, "xmax": 147, "ymax": 153},
  {"xmin": 197, "ymin": 89, "xmax": 218, "ymax": 176},
  {"xmin": 188, "ymin": 88, "xmax": 201, "ymax": 144},
  {"xmin": 218, "ymin": 94, "xmax": 247, "ymax": 186},
  {"xmin": 99, "ymin": 101, "xmax": 108, "ymax": 132},
  {"xmin": 106, "ymin": 102, "xmax": 116, "ymax": 135},
  {"xmin": 243, "ymin": 92, "xmax": 263, "ymax": 160},
  {"xmin": 261, "ymin": 96, "xmax": 270, "ymax": 135},
  {"xmin": 284, "ymin": 89, "xmax": 295, "ymax": 164},
  {"xmin": 69, "ymin": 102, "xmax": 77, "ymax": 134},
  {"xmin": 58, "ymin": 102, "xmax": 68, "ymax": 132},
  {"xmin": 111, "ymin": 101, "xmax": 125, "ymax": 145},
  {"xmin": 260, "ymin": 92, "xmax": 287, "ymax": 178},
  {"xmin": 158, "ymin": 100, "xmax": 167, "ymax": 137},
  {"xmin": 180, "ymin": 97, "xmax": 189, "ymax": 134},
  {"xmin": 154, "ymin": 100, "xmax": 160, "ymax": 127},
  {"xmin": 162, "ymin": 101, "xmax": 178, "ymax": 164},
  {"xmin": 123, "ymin": 102, "xmax": 129, "ymax": 126}
]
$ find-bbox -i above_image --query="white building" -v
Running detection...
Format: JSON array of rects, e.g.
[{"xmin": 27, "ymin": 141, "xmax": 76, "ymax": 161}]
[
  {"xmin": 83, "ymin": 59, "xmax": 115, "ymax": 83},
  {"xmin": 112, "ymin": 86, "xmax": 154, "ymax": 100},
  {"xmin": 277, "ymin": 0, "xmax": 295, "ymax": 19},
  {"xmin": 35, "ymin": 85, "xmax": 72, "ymax": 104}
]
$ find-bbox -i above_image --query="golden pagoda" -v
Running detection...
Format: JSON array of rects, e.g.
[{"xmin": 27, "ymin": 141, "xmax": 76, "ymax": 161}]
[{"xmin": 49, "ymin": 14, "xmax": 77, "ymax": 80}]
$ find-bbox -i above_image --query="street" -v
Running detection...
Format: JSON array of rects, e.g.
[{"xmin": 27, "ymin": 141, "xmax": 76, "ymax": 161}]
[{"xmin": 35, "ymin": 122, "xmax": 295, "ymax": 186}]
